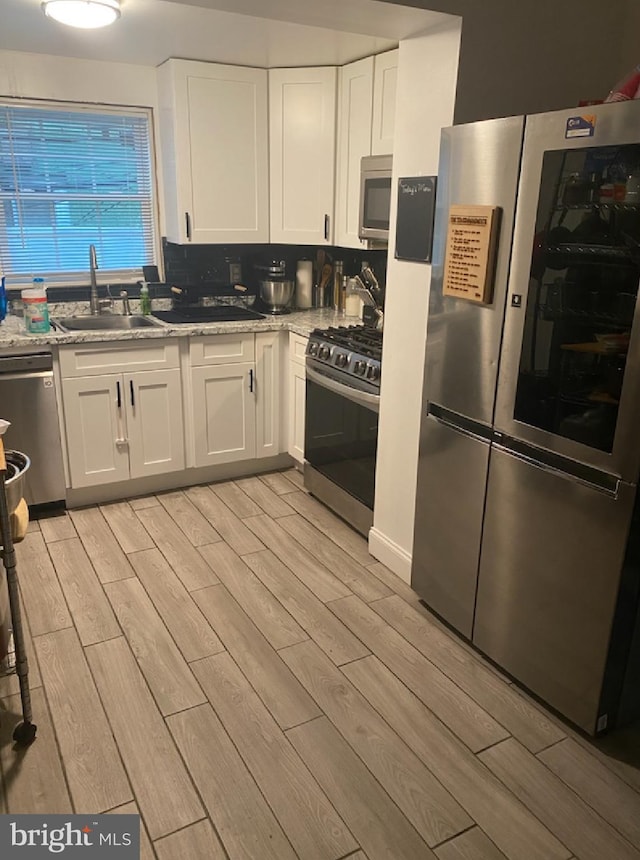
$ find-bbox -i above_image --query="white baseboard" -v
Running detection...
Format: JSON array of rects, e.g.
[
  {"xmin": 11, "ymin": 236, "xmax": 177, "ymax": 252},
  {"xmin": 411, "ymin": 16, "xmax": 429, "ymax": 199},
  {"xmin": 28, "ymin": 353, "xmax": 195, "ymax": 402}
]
[
  {"xmin": 368, "ymin": 528, "xmax": 412, "ymax": 584},
  {"xmin": 65, "ymin": 453, "xmax": 292, "ymax": 508}
]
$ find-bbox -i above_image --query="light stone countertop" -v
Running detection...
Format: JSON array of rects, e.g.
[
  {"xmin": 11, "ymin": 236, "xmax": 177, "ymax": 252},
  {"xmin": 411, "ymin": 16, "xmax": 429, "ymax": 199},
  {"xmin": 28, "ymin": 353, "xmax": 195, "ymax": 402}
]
[{"xmin": 0, "ymin": 304, "xmax": 362, "ymax": 351}]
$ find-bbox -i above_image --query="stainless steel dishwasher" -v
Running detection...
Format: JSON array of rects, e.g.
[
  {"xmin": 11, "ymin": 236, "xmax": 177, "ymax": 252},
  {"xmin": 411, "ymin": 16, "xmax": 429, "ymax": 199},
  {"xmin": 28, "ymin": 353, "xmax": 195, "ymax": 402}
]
[{"xmin": 0, "ymin": 350, "xmax": 66, "ymax": 506}]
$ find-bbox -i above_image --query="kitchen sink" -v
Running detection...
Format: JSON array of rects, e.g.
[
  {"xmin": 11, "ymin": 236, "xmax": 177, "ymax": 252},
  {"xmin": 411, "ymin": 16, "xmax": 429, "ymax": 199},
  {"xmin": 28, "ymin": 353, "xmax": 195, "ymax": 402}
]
[{"xmin": 53, "ymin": 315, "xmax": 164, "ymax": 332}]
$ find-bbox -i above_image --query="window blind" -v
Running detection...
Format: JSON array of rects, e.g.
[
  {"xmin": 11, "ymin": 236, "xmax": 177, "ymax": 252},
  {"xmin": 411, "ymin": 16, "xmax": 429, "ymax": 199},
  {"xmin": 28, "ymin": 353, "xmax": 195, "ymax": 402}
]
[{"xmin": 0, "ymin": 102, "xmax": 159, "ymax": 286}]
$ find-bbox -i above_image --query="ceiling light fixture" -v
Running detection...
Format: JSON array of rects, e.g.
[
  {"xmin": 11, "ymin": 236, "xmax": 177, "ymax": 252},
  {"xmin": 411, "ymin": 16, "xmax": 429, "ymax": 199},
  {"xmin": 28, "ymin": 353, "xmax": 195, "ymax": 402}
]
[{"xmin": 42, "ymin": 0, "xmax": 121, "ymax": 29}]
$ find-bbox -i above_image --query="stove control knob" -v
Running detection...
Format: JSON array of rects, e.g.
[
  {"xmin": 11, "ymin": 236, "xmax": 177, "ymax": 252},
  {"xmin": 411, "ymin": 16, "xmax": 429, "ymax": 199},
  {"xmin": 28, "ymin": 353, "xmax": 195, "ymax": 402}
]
[
  {"xmin": 366, "ymin": 364, "xmax": 380, "ymax": 381},
  {"xmin": 335, "ymin": 352, "xmax": 348, "ymax": 368},
  {"xmin": 319, "ymin": 345, "xmax": 331, "ymax": 360},
  {"xmin": 308, "ymin": 342, "xmax": 319, "ymax": 356},
  {"xmin": 354, "ymin": 360, "xmax": 367, "ymax": 375}
]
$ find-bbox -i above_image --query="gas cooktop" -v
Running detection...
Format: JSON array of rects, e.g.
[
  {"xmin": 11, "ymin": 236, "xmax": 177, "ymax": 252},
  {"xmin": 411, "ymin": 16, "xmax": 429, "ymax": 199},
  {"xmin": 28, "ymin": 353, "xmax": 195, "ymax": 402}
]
[
  {"xmin": 152, "ymin": 306, "xmax": 265, "ymax": 324},
  {"xmin": 307, "ymin": 325, "xmax": 383, "ymax": 392}
]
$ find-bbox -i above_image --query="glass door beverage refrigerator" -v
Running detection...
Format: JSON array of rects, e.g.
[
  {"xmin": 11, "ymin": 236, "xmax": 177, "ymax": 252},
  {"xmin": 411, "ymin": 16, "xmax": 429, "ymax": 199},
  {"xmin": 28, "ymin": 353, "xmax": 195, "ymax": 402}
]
[{"xmin": 412, "ymin": 100, "xmax": 640, "ymax": 735}]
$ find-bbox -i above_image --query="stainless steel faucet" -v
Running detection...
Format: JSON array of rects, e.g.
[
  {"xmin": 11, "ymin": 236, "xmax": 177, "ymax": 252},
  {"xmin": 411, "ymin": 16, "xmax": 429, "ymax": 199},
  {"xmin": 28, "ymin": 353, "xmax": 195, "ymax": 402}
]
[
  {"xmin": 89, "ymin": 244, "xmax": 99, "ymax": 314},
  {"xmin": 120, "ymin": 290, "xmax": 131, "ymax": 316}
]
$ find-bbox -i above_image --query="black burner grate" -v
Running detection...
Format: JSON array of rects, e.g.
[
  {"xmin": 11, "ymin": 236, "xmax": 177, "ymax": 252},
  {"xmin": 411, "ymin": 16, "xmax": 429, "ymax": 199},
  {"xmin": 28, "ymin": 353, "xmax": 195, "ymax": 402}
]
[{"xmin": 311, "ymin": 325, "xmax": 383, "ymax": 359}]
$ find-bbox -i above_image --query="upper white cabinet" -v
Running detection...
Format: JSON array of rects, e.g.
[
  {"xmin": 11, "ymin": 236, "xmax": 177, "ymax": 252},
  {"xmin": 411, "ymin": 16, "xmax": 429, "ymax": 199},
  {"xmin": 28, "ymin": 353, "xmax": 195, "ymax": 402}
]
[
  {"xmin": 269, "ymin": 67, "xmax": 337, "ymax": 245},
  {"xmin": 158, "ymin": 59, "xmax": 269, "ymax": 244},
  {"xmin": 334, "ymin": 50, "xmax": 398, "ymax": 249},
  {"xmin": 371, "ymin": 49, "xmax": 398, "ymax": 156},
  {"xmin": 335, "ymin": 56, "xmax": 374, "ymax": 250}
]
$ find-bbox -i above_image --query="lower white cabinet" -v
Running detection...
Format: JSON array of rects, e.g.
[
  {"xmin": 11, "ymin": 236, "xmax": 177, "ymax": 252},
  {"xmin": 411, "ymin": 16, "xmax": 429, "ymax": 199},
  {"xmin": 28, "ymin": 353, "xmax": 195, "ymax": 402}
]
[
  {"xmin": 189, "ymin": 331, "xmax": 281, "ymax": 467},
  {"xmin": 288, "ymin": 333, "xmax": 308, "ymax": 463},
  {"xmin": 62, "ymin": 368, "xmax": 185, "ymax": 488},
  {"xmin": 256, "ymin": 331, "xmax": 282, "ymax": 458},
  {"xmin": 191, "ymin": 362, "xmax": 256, "ymax": 466}
]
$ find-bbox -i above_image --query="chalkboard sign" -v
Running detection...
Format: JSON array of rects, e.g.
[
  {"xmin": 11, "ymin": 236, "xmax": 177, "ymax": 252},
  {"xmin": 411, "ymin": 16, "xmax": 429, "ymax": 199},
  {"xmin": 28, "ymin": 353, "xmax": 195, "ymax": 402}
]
[{"xmin": 395, "ymin": 176, "xmax": 437, "ymax": 263}]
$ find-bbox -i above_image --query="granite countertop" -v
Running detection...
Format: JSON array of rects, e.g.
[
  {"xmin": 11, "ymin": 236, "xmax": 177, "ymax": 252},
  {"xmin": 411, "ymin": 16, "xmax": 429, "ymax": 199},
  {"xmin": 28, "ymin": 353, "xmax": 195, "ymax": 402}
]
[{"xmin": 0, "ymin": 304, "xmax": 361, "ymax": 350}]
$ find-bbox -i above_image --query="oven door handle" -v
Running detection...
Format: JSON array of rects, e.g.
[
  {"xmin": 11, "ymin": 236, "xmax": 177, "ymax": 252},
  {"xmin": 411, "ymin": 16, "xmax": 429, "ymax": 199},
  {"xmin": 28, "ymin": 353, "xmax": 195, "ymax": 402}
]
[{"xmin": 306, "ymin": 365, "xmax": 379, "ymax": 413}]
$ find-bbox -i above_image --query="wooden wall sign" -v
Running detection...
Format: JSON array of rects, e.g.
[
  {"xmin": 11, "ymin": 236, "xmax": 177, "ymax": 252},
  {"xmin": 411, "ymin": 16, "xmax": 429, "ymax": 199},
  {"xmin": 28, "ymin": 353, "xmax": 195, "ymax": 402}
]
[{"xmin": 442, "ymin": 204, "xmax": 501, "ymax": 304}]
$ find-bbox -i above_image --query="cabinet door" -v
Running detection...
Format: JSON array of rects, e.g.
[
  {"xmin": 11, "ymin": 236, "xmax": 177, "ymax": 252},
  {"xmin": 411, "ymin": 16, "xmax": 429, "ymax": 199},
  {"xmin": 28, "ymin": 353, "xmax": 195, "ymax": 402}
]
[
  {"xmin": 62, "ymin": 375, "xmax": 129, "ymax": 489},
  {"xmin": 158, "ymin": 59, "xmax": 269, "ymax": 243},
  {"xmin": 371, "ymin": 49, "xmax": 398, "ymax": 156},
  {"xmin": 335, "ymin": 57, "xmax": 374, "ymax": 249},
  {"xmin": 269, "ymin": 67, "xmax": 337, "ymax": 245},
  {"xmin": 288, "ymin": 361, "xmax": 307, "ymax": 463},
  {"xmin": 191, "ymin": 363, "xmax": 256, "ymax": 466},
  {"xmin": 255, "ymin": 332, "xmax": 282, "ymax": 459},
  {"xmin": 126, "ymin": 369, "xmax": 185, "ymax": 479}
]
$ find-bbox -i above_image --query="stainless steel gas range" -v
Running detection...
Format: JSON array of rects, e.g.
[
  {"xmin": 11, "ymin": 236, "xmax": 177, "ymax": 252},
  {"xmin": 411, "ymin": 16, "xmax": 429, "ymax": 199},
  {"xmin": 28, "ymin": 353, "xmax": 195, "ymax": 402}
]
[{"xmin": 304, "ymin": 325, "xmax": 382, "ymax": 536}]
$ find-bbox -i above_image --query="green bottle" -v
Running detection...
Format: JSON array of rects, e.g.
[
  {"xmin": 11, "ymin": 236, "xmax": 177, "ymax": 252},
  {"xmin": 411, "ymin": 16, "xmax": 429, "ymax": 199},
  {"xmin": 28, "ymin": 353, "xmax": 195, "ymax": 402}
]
[{"xmin": 139, "ymin": 282, "xmax": 151, "ymax": 315}]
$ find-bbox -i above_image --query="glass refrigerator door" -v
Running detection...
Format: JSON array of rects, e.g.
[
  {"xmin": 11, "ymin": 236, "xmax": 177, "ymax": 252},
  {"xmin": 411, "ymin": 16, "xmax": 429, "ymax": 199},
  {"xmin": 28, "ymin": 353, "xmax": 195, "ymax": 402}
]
[{"xmin": 514, "ymin": 142, "xmax": 640, "ymax": 455}]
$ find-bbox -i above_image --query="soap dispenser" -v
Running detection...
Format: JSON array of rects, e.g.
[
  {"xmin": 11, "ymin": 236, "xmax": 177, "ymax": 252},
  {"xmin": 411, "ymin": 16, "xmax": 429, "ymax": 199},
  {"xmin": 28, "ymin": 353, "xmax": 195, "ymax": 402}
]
[{"xmin": 139, "ymin": 282, "xmax": 151, "ymax": 315}]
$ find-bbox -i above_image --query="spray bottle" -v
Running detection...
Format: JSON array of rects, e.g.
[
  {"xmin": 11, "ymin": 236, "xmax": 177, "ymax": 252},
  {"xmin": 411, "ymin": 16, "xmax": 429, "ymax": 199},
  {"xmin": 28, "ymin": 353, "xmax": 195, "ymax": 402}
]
[{"xmin": 0, "ymin": 265, "xmax": 6, "ymax": 323}]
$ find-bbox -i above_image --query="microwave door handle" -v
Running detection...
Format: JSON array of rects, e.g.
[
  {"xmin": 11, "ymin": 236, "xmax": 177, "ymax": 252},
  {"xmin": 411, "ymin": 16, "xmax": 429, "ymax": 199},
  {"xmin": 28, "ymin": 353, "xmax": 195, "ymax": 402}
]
[{"xmin": 306, "ymin": 365, "xmax": 379, "ymax": 413}]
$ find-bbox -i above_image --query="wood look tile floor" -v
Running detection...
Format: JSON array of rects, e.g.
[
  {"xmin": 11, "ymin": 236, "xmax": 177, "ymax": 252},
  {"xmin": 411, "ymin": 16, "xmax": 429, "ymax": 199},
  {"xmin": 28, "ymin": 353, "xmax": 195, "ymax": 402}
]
[{"xmin": 2, "ymin": 468, "xmax": 640, "ymax": 860}]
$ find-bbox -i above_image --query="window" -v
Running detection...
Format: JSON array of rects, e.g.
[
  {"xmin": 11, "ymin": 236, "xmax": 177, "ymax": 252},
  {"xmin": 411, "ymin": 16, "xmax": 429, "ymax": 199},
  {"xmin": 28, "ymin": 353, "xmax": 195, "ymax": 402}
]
[{"xmin": 0, "ymin": 100, "xmax": 160, "ymax": 286}]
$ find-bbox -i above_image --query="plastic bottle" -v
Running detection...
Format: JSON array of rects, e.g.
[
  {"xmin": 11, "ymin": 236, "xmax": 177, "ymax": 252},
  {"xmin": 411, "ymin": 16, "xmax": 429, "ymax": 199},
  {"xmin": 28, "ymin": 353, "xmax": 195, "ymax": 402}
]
[
  {"xmin": 22, "ymin": 277, "xmax": 50, "ymax": 334},
  {"xmin": 139, "ymin": 282, "xmax": 151, "ymax": 315},
  {"xmin": 0, "ymin": 266, "xmax": 6, "ymax": 324}
]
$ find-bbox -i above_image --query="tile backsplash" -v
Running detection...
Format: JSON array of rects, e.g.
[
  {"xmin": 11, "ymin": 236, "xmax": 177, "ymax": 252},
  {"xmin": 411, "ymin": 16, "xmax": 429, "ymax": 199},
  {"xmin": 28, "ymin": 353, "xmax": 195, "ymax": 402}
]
[
  {"xmin": 5, "ymin": 240, "xmax": 387, "ymax": 308},
  {"xmin": 163, "ymin": 239, "xmax": 388, "ymax": 298}
]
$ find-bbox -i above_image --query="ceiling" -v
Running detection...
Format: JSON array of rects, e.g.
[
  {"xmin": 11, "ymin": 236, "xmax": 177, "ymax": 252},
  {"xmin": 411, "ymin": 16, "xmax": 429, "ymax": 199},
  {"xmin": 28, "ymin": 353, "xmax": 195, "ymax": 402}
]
[{"xmin": 1, "ymin": 0, "xmax": 454, "ymax": 68}]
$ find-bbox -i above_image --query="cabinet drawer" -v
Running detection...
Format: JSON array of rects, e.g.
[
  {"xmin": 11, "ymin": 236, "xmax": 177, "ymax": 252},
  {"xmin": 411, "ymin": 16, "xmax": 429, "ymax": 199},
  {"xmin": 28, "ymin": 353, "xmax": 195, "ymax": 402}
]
[
  {"xmin": 190, "ymin": 333, "xmax": 255, "ymax": 366},
  {"xmin": 289, "ymin": 333, "xmax": 309, "ymax": 365},
  {"xmin": 59, "ymin": 340, "xmax": 180, "ymax": 378}
]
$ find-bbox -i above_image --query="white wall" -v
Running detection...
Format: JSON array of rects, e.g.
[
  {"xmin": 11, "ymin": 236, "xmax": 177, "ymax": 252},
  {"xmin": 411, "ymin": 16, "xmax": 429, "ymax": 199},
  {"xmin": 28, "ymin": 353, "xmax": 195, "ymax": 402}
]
[
  {"xmin": 0, "ymin": 49, "xmax": 157, "ymax": 106},
  {"xmin": 0, "ymin": 49, "xmax": 166, "ymax": 235},
  {"xmin": 370, "ymin": 20, "xmax": 461, "ymax": 580}
]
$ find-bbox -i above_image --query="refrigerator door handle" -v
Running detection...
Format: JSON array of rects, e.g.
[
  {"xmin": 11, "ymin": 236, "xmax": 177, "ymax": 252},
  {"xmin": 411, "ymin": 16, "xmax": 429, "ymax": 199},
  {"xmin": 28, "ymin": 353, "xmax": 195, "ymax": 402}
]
[
  {"xmin": 427, "ymin": 402, "xmax": 492, "ymax": 444},
  {"xmin": 493, "ymin": 439, "xmax": 621, "ymax": 498}
]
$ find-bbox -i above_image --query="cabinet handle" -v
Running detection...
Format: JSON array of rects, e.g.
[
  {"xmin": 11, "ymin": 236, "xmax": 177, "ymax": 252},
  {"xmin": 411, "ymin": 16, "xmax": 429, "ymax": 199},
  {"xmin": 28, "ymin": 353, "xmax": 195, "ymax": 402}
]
[
  {"xmin": 249, "ymin": 368, "xmax": 254, "ymax": 393},
  {"xmin": 130, "ymin": 379, "xmax": 135, "ymax": 407},
  {"xmin": 116, "ymin": 380, "xmax": 121, "ymax": 409},
  {"xmin": 324, "ymin": 213, "xmax": 330, "ymax": 242},
  {"xmin": 185, "ymin": 211, "xmax": 192, "ymax": 241}
]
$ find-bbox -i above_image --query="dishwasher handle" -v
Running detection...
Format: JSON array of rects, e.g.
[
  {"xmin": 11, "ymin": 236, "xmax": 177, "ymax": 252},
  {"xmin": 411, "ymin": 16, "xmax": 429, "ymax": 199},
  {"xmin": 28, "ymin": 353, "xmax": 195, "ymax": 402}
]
[{"xmin": 0, "ymin": 353, "xmax": 53, "ymax": 374}]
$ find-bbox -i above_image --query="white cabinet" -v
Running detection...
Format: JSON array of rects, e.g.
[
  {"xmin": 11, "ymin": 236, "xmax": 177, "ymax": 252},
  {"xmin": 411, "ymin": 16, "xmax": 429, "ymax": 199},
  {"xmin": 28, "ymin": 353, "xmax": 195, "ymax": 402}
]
[
  {"xmin": 191, "ymin": 363, "xmax": 256, "ymax": 466},
  {"xmin": 189, "ymin": 331, "xmax": 282, "ymax": 466},
  {"xmin": 158, "ymin": 59, "xmax": 269, "ymax": 244},
  {"xmin": 127, "ymin": 369, "xmax": 185, "ymax": 479},
  {"xmin": 60, "ymin": 342, "xmax": 185, "ymax": 489},
  {"xmin": 334, "ymin": 50, "xmax": 398, "ymax": 249},
  {"xmin": 335, "ymin": 57, "xmax": 374, "ymax": 249},
  {"xmin": 287, "ymin": 333, "xmax": 308, "ymax": 463},
  {"xmin": 371, "ymin": 49, "xmax": 398, "ymax": 156},
  {"xmin": 255, "ymin": 331, "xmax": 282, "ymax": 459},
  {"xmin": 269, "ymin": 67, "xmax": 337, "ymax": 245},
  {"xmin": 62, "ymin": 374, "xmax": 130, "ymax": 488}
]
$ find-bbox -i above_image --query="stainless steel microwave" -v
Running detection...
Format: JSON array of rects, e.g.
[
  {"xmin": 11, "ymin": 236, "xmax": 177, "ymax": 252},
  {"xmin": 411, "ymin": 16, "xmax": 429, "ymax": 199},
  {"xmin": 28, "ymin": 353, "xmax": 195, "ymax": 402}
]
[{"xmin": 359, "ymin": 154, "xmax": 392, "ymax": 245}]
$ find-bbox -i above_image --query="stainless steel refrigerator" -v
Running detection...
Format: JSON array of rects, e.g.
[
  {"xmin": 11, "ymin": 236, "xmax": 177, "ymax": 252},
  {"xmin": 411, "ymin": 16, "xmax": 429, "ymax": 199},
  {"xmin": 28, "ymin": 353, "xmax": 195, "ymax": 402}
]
[{"xmin": 412, "ymin": 100, "xmax": 640, "ymax": 735}]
